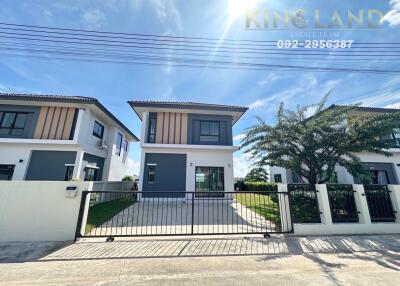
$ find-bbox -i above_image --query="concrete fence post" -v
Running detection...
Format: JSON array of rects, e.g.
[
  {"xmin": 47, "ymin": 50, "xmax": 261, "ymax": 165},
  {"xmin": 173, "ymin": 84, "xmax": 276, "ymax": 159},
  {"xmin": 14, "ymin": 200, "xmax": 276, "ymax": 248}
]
[
  {"xmin": 277, "ymin": 184, "xmax": 292, "ymax": 232},
  {"xmin": 388, "ymin": 185, "xmax": 400, "ymax": 223},
  {"xmin": 352, "ymin": 184, "xmax": 372, "ymax": 224},
  {"xmin": 315, "ymin": 184, "xmax": 333, "ymax": 225}
]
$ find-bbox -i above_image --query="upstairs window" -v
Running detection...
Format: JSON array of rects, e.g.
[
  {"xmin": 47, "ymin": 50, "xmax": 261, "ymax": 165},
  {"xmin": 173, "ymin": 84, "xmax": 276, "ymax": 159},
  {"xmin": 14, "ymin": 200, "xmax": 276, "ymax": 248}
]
[
  {"xmin": 0, "ymin": 112, "xmax": 28, "ymax": 136},
  {"xmin": 147, "ymin": 113, "xmax": 157, "ymax": 143},
  {"xmin": 115, "ymin": 132, "xmax": 123, "ymax": 156},
  {"xmin": 124, "ymin": 139, "xmax": 129, "ymax": 152},
  {"xmin": 93, "ymin": 121, "xmax": 104, "ymax": 139},
  {"xmin": 200, "ymin": 120, "xmax": 220, "ymax": 142}
]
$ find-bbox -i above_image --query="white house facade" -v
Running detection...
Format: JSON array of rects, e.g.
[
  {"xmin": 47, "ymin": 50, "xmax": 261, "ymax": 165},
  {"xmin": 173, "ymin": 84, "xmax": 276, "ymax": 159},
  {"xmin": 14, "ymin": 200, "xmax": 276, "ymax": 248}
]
[
  {"xmin": 0, "ymin": 93, "xmax": 138, "ymax": 181},
  {"xmin": 270, "ymin": 106, "xmax": 400, "ymax": 185},
  {"xmin": 129, "ymin": 101, "xmax": 248, "ymax": 197}
]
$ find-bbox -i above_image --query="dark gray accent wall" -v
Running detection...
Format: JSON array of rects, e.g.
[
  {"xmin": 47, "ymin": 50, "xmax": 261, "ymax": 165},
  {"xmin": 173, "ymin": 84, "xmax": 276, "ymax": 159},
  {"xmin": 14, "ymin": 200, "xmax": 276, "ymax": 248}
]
[
  {"xmin": 80, "ymin": 153, "xmax": 105, "ymax": 181},
  {"xmin": 26, "ymin": 150, "xmax": 77, "ymax": 180},
  {"xmin": 355, "ymin": 162, "xmax": 398, "ymax": 184},
  {"xmin": 143, "ymin": 153, "xmax": 186, "ymax": 197},
  {"xmin": 187, "ymin": 114, "xmax": 233, "ymax": 146},
  {"xmin": 0, "ymin": 105, "xmax": 40, "ymax": 139}
]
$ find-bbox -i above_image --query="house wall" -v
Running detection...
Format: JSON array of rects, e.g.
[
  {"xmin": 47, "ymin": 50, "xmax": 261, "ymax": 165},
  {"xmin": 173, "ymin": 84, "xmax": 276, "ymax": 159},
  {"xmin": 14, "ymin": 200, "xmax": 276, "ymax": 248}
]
[
  {"xmin": 146, "ymin": 112, "xmax": 233, "ymax": 146},
  {"xmin": 0, "ymin": 181, "xmax": 92, "ymax": 241},
  {"xmin": 140, "ymin": 146, "xmax": 235, "ymax": 194},
  {"xmin": 0, "ymin": 143, "xmax": 81, "ymax": 180}
]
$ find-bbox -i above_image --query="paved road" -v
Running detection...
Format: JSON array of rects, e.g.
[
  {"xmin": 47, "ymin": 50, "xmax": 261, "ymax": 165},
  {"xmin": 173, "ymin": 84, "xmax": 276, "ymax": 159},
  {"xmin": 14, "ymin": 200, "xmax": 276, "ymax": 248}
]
[{"xmin": 1, "ymin": 235, "xmax": 399, "ymax": 285}]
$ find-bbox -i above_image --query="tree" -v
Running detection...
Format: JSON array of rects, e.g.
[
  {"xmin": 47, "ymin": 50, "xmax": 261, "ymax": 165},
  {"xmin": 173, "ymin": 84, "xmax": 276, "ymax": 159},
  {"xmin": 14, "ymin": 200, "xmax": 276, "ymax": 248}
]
[
  {"xmin": 245, "ymin": 167, "xmax": 269, "ymax": 182},
  {"xmin": 241, "ymin": 95, "xmax": 400, "ymax": 184}
]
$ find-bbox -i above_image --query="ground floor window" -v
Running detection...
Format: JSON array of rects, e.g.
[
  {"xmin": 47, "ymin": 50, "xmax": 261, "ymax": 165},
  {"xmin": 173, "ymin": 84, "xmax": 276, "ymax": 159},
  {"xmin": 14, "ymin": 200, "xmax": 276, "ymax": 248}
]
[
  {"xmin": 274, "ymin": 174, "xmax": 282, "ymax": 183},
  {"xmin": 84, "ymin": 167, "xmax": 98, "ymax": 181},
  {"xmin": 0, "ymin": 164, "xmax": 15, "ymax": 180},
  {"xmin": 195, "ymin": 167, "xmax": 224, "ymax": 197},
  {"xmin": 368, "ymin": 170, "xmax": 389, "ymax": 184},
  {"xmin": 65, "ymin": 166, "xmax": 74, "ymax": 181}
]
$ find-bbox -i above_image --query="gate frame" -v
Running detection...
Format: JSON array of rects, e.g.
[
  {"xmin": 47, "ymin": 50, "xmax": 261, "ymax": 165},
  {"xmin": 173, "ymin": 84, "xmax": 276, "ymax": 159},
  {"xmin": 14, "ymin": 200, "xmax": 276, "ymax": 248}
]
[{"xmin": 74, "ymin": 190, "xmax": 294, "ymax": 241}]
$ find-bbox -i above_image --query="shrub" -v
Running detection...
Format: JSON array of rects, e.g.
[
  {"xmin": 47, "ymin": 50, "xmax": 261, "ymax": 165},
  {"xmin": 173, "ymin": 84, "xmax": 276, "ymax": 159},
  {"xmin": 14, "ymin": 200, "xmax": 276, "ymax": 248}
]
[
  {"xmin": 122, "ymin": 175, "xmax": 134, "ymax": 181},
  {"xmin": 234, "ymin": 180, "xmax": 247, "ymax": 191},
  {"xmin": 244, "ymin": 181, "xmax": 278, "ymax": 193}
]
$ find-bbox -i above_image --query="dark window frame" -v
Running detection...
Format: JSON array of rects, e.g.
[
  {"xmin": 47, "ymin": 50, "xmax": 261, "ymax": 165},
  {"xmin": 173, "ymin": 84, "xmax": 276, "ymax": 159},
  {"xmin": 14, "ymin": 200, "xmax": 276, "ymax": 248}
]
[
  {"xmin": 115, "ymin": 132, "xmax": 123, "ymax": 156},
  {"xmin": 124, "ymin": 139, "xmax": 129, "ymax": 152},
  {"xmin": 65, "ymin": 166, "xmax": 74, "ymax": 181},
  {"xmin": 147, "ymin": 165, "xmax": 156, "ymax": 184},
  {"xmin": 84, "ymin": 167, "xmax": 98, "ymax": 181},
  {"xmin": 147, "ymin": 114, "xmax": 157, "ymax": 143},
  {"xmin": 199, "ymin": 120, "xmax": 220, "ymax": 142},
  {"xmin": 274, "ymin": 174, "xmax": 282, "ymax": 183},
  {"xmin": 92, "ymin": 120, "xmax": 104, "ymax": 139},
  {"xmin": 195, "ymin": 166, "xmax": 225, "ymax": 197},
  {"xmin": 0, "ymin": 164, "xmax": 15, "ymax": 180},
  {"xmin": 0, "ymin": 111, "xmax": 29, "ymax": 136}
]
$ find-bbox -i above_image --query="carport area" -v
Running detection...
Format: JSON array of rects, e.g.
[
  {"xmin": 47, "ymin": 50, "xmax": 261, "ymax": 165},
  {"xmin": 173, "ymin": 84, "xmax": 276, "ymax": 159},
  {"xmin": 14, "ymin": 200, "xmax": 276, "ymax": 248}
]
[{"xmin": 1, "ymin": 235, "xmax": 399, "ymax": 285}]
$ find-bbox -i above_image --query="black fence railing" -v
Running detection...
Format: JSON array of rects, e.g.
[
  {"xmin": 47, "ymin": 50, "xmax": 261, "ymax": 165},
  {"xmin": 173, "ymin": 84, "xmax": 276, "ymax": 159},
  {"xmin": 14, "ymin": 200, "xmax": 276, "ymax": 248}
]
[
  {"xmin": 75, "ymin": 191, "xmax": 293, "ymax": 239},
  {"xmin": 327, "ymin": 184, "xmax": 359, "ymax": 223},
  {"xmin": 363, "ymin": 185, "xmax": 396, "ymax": 222},
  {"xmin": 288, "ymin": 184, "xmax": 321, "ymax": 223}
]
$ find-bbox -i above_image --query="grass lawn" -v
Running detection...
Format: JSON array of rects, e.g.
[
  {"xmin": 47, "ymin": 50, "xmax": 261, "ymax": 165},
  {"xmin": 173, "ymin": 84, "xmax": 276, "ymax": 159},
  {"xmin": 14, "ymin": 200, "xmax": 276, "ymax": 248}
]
[
  {"xmin": 234, "ymin": 193, "xmax": 281, "ymax": 224},
  {"xmin": 85, "ymin": 196, "xmax": 136, "ymax": 234}
]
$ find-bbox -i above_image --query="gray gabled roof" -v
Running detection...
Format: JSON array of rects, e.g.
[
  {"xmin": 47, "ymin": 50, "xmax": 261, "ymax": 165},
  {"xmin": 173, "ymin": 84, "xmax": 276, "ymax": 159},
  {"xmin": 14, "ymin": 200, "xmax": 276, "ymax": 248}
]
[
  {"xmin": 128, "ymin": 100, "xmax": 248, "ymax": 112},
  {"xmin": 0, "ymin": 92, "xmax": 139, "ymax": 141}
]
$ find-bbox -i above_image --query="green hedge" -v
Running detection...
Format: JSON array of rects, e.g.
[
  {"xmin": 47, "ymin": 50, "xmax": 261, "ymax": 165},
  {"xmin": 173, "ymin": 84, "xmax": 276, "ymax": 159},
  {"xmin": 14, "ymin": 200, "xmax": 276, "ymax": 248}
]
[{"xmin": 235, "ymin": 180, "xmax": 277, "ymax": 192}]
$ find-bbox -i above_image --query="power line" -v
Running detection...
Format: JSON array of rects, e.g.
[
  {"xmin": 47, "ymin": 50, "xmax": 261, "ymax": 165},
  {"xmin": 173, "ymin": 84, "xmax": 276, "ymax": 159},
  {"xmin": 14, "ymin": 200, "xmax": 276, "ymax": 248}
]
[{"xmin": 1, "ymin": 22, "xmax": 400, "ymax": 45}]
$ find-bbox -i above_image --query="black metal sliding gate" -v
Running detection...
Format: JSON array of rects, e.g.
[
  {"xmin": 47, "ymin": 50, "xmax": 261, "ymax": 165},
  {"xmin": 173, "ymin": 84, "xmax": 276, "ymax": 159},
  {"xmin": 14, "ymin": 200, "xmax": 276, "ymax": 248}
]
[{"xmin": 75, "ymin": 191, "xmax": 293, "ymax": 240}]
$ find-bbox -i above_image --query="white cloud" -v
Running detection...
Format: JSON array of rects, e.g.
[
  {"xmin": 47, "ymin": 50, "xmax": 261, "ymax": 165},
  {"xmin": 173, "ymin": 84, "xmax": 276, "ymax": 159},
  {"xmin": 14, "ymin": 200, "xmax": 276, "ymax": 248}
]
[
  {"xmin": 258, "ymin": 72, "xmax": 285, "ymax": 87},
  {"xmin": 385, "ymin": 102, "xmax": 400, "ymax": 109},
  {"xmin": 82, "ymin": 9, "xmax": 107, "ymax": 28},
  {"xmin": 233, "ymin": 133, "xmax": 246, "ymax": 142},
  {"xmin": 125, "ymin": 157, "xmax": 140, "ymax": 176},
  {"xmin": 150, "ymin": 0, "xmax": 182, "ymax": 31},
  {"xmin": 233, "ymin": 153, "xmax": 254, "ymax": 178},
  {"xmin": 383, "ymin": 0, "xmax": 400, "ymax": 26},
  {"xmin": 249, "ymin": 74, "xmax": 319, "ymax": 110}
]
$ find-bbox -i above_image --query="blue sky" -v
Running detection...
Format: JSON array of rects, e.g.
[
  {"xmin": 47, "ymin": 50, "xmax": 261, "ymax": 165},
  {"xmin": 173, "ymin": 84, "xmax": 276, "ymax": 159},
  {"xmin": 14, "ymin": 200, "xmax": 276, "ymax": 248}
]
[{"xmin": 0, "ymin": 0, "xmax": 400, "ymax": 177}]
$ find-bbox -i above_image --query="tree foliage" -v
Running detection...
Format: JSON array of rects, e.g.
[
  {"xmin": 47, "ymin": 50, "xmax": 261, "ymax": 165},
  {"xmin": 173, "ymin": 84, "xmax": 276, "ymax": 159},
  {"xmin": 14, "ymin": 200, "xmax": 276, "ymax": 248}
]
[
  {"xmin": 245, "ymin": 167, "xmax": 269, "ymax": 182},
  {"xmin": 241, "ymin": 95, "xmax": 400, "ymax": 184}
]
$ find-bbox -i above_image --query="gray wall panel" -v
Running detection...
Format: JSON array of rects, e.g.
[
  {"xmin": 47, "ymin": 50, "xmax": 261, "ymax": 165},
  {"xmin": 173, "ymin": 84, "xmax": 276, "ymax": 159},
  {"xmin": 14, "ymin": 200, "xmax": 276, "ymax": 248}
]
[
  {"xmin": 187, "ymin": 114, "xmax": 232, "ymax": 146},
  {"xmin": 80, "ymin": 153, "xmax": 105, "ymax": 181},
  {"xmin": 143, "ymin": 153, "xmax": 186, "ymax": 197},
  {"xmin": 26, "ymin": 150, "xmax": 77, "ymax": 180}
]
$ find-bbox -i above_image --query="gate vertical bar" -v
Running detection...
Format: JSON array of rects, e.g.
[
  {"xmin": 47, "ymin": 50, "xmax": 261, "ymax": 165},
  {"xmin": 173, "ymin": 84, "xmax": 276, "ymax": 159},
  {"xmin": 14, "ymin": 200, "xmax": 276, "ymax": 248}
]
[
  {"xmin": 74, "ymin": 191, "xmax": 88, "ymax": 242},
  {"xmin": 191, "ymin": 192, "xmax": 195, "ymax": 234}
]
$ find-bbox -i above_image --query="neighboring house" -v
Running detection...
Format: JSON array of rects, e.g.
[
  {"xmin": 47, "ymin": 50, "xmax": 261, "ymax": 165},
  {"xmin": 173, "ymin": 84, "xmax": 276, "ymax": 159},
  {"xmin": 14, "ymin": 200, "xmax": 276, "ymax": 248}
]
[
  {"xmin": 0, "ymin": 93, "xmax": 138, "ymax": 181},
  {"xmin": 128, "ymin": 101, "xmax": 248, "ymax": 197},
  {"xmin": 270, "ymin": 105, "xmax": 400, "ymax": 185}
]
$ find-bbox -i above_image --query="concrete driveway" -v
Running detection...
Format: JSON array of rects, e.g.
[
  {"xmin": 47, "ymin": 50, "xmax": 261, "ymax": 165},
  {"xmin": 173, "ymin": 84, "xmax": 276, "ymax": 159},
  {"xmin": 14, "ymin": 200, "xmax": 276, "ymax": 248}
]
[
  {"xmin": 89, "ymin": 199, "xmax": 278, "ymax": 236},
  {"xmin": 1, "ymin": 235, "xmax": 399, "ymax": 285}
]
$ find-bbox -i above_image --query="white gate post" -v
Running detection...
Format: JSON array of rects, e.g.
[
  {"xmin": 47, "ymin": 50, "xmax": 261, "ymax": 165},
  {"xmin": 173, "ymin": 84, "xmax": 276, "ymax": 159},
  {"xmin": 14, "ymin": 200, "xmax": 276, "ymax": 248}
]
[
  {"xmin": 352, "ymin": 184, "xmax": 371, "ymax": 224},
  {"xmin": 278, "ymin": 184, "xmax": 292, "ymax": 232},
  {"xmin": 315, "ymin": 184, "xmax": 333, "ymax": 225},
  {"xmin": 388, "ymin": 185, "xmax": 400, "ymax": 223}
]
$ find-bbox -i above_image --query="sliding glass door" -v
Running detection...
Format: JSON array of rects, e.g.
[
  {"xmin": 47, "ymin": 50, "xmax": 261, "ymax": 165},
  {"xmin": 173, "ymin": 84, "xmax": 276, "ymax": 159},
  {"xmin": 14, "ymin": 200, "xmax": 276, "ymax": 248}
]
[{"xmin": 195, "ymin": 167, "xmax": 224, "ymax": 197}]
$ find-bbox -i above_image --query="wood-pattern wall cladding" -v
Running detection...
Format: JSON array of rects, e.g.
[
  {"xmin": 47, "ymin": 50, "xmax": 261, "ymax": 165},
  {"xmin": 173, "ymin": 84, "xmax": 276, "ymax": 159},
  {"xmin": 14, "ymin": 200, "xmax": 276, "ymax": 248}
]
[
  {"xmin": 33, "ymin": 106, "xmax": 77, "ymax": 140},
  {"xmin": 154, "ymin": 112, "xmax": 187, "ymax": 144}
]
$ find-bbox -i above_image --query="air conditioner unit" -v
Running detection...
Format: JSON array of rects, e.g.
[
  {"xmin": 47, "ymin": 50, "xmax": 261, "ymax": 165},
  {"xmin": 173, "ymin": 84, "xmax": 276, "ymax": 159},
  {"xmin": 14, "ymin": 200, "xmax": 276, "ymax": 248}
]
[{"xmin": 98, "ymin": 139, "xmax": 108, "ymax": 150}]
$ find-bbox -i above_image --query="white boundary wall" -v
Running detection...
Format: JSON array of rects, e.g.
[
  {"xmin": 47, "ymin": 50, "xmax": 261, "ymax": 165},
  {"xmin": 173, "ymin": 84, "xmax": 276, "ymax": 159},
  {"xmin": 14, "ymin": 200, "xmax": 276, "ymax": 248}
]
[
  {"xmin": 0, "ymin": 181, "xmax": 93, "ymax": 242},
  {"xmin": 287, "ymin": 184, "xmax": 400, "ymax": 235}
]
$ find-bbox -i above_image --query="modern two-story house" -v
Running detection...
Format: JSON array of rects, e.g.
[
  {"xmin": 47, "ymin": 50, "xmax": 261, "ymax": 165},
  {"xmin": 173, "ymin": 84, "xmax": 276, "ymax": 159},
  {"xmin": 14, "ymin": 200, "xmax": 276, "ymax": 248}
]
[
  {"xmin": 270, "ymin": 105, "xmax": 400, "ymax": 185},
  {"xmin": 129, "ymin": 101, "xmax": 248, "ymax": 197},
  {"xmin": 0, "ymin": 93, "xmax": 138, "ymax": 181}
]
